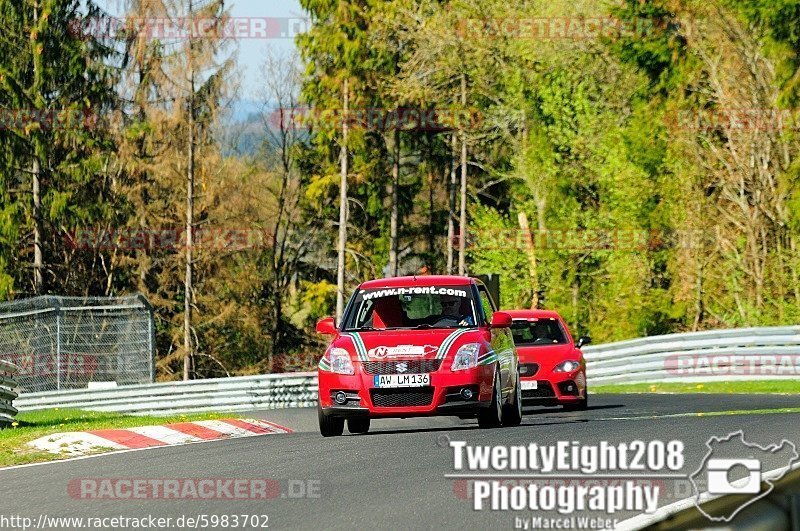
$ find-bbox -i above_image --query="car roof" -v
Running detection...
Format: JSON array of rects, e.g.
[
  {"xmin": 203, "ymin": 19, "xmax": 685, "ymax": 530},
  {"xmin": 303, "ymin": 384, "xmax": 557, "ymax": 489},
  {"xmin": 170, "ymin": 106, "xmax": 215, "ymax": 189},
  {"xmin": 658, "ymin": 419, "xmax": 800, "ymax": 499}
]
[
  {"xmin": 359, "ymin": 275, "xmax": 476, "ymax": 289},
  {"xmin": 504, "ymin": 309, "xmax": 564, "ymax": 320}
]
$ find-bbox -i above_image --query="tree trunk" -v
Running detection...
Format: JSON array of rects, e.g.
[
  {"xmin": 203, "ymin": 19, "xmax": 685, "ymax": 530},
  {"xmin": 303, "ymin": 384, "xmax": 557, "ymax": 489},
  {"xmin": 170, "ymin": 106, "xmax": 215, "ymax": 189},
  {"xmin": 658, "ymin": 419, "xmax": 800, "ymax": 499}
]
[
  {"xmin": 271, "ymin": 297, "xmax": 282, "ymax": 363},
  {"xmin": 184, "ymin": 4, "xmax": 195, "ymax": 381},
  {"xmin": 184, "ymin": 108, "xmax": 194, "ymax": 380},
  {"xmin": 446, "ymin": 133, "xmax": 457, "ymax": 274},
  {"xmin": 692, "ymin": 261, "xmax": 704, "ymax": 331},
  {"xmin": 427, "ymin": 169, "xmax": 435, "ymax": 259},
  {"xmin": 270, "ymin": 115, "xmax": 291, "ymax": 359},
  {"xmin": 571, "ymin": 279, "xmax": 579, "ymax": 332},
  {"xmin": 518, "ymin": 212, "xmax": 539, "ymax": 309},
  {"xmin": 31, "ymin": 2, "xmax": 43, "ymax": 294},
  {"xmin": 791, "ymin": 236, "xmax": 800, "ymax": 305},
  {"xmin": 32, "ymin": 157, "xmax": 43, "ymax": 294},
  {"xmin": 458, "ymin": 73, "xmax": 467, "ymax": 276},
  {"xmin": 388, "ymin": 127, "xmax": 400, "ymax": 276},
  {"xmin": 335, "ymin": 78, "xmax": 349, "ymax": 322}
]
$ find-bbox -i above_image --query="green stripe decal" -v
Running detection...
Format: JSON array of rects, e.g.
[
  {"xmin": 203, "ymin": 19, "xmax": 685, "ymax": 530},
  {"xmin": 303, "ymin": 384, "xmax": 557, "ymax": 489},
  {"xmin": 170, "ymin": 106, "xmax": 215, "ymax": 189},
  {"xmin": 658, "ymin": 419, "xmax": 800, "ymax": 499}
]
[
  {"xmin": 437, "ymin": 328, "xmax": 472, "ymax": 359},
  {"xmin": 478, "ymin": 350, "xmax": 496, "ymax": 363},
  {"xmin": 319, "ymin": 357, "xmax": 331, "ymax": 371},
  {"xmin": 437, "ymin": 330, "xmax": 459, "ymax": 359},
  {"xmin": 344, "ymin": 332, "xmax": 369, "ymax": 361},
  {"xmin": 478, "ymin": 350, "xmax": 495, "ymax": 359}
]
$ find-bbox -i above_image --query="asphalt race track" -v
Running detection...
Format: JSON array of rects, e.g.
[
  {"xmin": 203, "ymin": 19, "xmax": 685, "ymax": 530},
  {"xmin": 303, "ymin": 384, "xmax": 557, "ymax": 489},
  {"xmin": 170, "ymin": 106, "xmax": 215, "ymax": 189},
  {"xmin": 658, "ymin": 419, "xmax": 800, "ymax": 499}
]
[{"xmin": 3, "ymin": 394, "xmax": 800, "ymax": 530}]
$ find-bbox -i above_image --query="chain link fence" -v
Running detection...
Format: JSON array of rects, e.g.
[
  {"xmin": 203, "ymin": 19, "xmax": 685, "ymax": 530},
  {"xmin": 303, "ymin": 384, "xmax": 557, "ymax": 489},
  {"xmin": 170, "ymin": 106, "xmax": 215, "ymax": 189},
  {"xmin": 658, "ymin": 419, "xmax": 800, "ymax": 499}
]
[{"xmin": 0, "ymin": 295, "xmax": 155, "ymax": 393}]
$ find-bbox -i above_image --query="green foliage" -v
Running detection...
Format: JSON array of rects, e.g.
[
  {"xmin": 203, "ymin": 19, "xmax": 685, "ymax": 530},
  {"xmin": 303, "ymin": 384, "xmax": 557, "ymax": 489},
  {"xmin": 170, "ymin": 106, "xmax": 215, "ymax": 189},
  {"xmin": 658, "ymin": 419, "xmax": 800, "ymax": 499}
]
[{"xmin": 467, "ymin": 205, "xmax": 530, "ymax": 309}]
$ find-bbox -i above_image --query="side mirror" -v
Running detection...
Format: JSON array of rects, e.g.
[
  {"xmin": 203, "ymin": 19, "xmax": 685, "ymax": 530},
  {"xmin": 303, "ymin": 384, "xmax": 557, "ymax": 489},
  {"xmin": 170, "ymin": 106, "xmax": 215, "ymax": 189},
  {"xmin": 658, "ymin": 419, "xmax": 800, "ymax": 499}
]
[
  {"xmin": 316, "ymin": 317, "xmax": 337, "ymax": 335},
  {"xmin": 490, "ymin": 311, "xmax": 513, "ymax": 328},
  {"xmin": 576, "ymin": 336, "xmax": 591, "ymax": 349}
]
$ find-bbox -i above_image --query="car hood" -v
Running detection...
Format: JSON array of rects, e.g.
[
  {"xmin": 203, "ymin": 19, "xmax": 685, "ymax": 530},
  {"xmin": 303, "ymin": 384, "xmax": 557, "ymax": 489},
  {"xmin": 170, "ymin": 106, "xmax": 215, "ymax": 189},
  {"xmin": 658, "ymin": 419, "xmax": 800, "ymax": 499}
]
[
  {"xmin": 516, "ymin": 343, "xmax": 578, "ymax": 364},
  {"xmin": 332, "ymin": 328, "xmax": 488, "ymax": 361}
]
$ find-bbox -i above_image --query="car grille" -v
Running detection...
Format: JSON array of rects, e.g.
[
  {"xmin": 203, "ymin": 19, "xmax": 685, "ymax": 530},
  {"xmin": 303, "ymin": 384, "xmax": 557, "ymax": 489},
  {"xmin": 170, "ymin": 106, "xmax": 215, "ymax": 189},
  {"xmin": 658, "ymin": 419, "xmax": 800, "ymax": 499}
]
[
  {"xmin": 370, "ymin": 388, "xmax": 434, "ymax": 407},
  {"xmin": 519, "ymin": 363, "xmax": 539, "ymax": 377},
  {"xmin": 362, "ymin": 359, "xmax": 442, "ymax": 375},
  {"xmin": 522, "ymin": 381, "xmax": 555, "ymax": 399}
]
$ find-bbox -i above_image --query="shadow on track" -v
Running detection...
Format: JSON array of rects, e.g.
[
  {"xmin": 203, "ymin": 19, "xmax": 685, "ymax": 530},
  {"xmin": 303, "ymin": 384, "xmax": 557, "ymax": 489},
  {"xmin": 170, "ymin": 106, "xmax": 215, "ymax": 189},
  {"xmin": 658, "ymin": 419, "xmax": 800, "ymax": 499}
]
[
  {"xmin": 521, "ymin": 403, "xmax": 626, "ymax": 416},
  {"xmin": 339, "ymin": 404, "xmax": 627, "ymax": 437},
  {"xmin": 351, "ymin": 418, "xmax": 594, "ymax": 437}
]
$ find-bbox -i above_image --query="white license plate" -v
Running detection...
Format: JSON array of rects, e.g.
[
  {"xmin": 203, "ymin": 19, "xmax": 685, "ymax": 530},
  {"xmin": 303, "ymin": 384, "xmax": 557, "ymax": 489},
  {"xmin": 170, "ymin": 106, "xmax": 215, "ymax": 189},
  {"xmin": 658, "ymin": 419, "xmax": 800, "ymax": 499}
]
[
  {"xmin": 373, "ymin": 373, "xmax": 430, "ymax": 388},
  {"xmin": 521, "ymin": 380, "xmax": 538, "ymax": 390}
]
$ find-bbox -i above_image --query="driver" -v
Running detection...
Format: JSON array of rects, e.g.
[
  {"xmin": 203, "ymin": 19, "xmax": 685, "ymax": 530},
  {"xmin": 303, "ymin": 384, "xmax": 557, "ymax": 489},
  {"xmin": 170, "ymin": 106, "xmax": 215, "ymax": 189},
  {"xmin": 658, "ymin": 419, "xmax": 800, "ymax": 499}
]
[{"xmin": 440, "ymin": 295, "xmax": 474, "ymax": 327}]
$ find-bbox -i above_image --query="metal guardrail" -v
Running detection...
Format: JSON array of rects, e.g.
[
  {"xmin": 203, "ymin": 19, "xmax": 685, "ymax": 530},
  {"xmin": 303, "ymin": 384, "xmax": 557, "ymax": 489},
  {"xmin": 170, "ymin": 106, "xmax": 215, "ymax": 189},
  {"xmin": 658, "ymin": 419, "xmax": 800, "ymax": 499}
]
[
  {"xmin": 583, "ymin": 326, "xmax": 800, "ymax": 385},
  {"xmin": 0, "ymin": 359, "xmax": 19, "ymax": 425},
  {"xmin": 13, "ymin": 326, "xmax": 800, "ymax": 415},
  {"xmin": 15, "ymin": 372, "xmax": 318, "ymax": 416}
]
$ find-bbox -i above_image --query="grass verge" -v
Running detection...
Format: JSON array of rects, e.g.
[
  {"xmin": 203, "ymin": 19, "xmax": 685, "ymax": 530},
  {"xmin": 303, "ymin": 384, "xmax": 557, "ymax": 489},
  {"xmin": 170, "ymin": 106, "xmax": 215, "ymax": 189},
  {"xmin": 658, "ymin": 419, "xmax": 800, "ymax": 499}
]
[
  {"xmin": 594, "ymin": 381, "xmax": 800, "ymax": 394},
  {"xmin": 0, "ymin": 409, "xmax": 225, "ymax": 468}
]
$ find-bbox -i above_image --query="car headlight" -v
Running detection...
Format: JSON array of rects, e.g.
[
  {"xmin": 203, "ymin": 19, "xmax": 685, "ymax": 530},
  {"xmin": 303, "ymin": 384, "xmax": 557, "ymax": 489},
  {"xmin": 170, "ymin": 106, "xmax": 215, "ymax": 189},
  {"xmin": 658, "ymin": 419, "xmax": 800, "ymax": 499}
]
[
  {"xmin": 554, "ymin": 360, "xmax": 581, "ymax": 373},
  {"xmin": 329, "ymin": 347, "xmax": 354, "ymax": 375},
  {"xmin": 451, "ymin": 343, "xmax": 481, "ymax": 371}
]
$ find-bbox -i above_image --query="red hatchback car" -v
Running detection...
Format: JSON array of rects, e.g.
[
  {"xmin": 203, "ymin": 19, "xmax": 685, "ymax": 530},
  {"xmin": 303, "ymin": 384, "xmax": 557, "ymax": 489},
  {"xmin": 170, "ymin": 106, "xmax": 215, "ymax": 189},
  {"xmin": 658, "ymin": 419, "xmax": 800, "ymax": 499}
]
[
  {"xmin": 505, "ymin": 310, "xmax": 591, "ymax": 411},
  {"xmin": 315, "ymin": 276, "xmax": 522, "ymax": 436}
]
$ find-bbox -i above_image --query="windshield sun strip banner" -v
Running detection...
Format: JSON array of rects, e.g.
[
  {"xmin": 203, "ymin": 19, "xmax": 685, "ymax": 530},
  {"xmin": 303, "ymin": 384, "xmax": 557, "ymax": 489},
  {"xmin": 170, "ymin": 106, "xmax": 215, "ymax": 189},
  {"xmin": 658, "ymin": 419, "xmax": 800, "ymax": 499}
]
[
  {"xmin": 361, "ymin": 286, "xmax": 469, "ymax": 301},
  {"xmin": 437, "ymin": 328, "xmax": 473, "ymax": 360}
]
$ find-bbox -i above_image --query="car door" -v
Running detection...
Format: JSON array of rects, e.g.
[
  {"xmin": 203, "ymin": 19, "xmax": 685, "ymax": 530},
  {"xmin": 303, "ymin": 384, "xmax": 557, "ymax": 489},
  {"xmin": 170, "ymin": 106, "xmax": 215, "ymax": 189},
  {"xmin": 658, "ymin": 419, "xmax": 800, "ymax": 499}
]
[{"xmin": 475, "ymin": 284, "xmax": 517, "ymax": 398}]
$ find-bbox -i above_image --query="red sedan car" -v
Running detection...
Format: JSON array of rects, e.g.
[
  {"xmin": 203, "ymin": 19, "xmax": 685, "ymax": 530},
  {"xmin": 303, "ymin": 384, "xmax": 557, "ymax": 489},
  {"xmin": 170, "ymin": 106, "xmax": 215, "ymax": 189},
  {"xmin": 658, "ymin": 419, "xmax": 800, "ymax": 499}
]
[
  {"xmin": 315, "ymin": 275, "xmax": 522, "ymax": 436},
  {"xmin": 505, "ymin": 310, "xmax": 591, "ymax": 411}
]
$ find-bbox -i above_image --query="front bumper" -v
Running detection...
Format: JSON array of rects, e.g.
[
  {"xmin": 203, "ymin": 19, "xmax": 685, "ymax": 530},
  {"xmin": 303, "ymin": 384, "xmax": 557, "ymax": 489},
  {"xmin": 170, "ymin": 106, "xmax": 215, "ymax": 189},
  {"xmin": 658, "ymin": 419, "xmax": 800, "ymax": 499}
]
[
  {"xmin": 318, "ymin": 363, "xmax": 495, "ymax": 418},
  {"xmin": 520, "ymin": 368, "xmax": 587, "ymax": 406}
]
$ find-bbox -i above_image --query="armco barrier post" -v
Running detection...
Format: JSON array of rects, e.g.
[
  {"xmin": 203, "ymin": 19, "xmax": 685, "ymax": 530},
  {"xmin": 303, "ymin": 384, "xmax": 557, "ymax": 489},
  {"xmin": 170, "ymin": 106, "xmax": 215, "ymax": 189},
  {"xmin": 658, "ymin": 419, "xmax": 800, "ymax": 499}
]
[{"xmin": 0, "ymin": 359, "xmax": 19, "ymax": 425}]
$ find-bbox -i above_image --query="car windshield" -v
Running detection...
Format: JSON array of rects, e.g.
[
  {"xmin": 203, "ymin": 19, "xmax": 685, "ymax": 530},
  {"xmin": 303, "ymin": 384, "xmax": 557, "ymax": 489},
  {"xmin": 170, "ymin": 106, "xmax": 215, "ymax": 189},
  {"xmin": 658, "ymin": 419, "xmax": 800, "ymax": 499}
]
[
  {"xmin": 341, "ymin": 286, "xmax": 478, "ymax": 331},
  {"xmin": 510, "ymin": 318, "xmax": 568, "ymax": 346}
]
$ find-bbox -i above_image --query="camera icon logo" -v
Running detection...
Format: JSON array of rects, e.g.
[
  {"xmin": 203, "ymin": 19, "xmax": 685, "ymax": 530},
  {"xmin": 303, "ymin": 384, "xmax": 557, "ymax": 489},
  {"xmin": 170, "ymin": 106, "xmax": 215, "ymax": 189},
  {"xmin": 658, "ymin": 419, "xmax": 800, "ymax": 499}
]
[
  {"xmin": 706, "ymin": 458, "xmax": 761, "ymax": 494},
  {"xmin": 690, "ymin": 431, "xmax": 799, "ymax": 522}
]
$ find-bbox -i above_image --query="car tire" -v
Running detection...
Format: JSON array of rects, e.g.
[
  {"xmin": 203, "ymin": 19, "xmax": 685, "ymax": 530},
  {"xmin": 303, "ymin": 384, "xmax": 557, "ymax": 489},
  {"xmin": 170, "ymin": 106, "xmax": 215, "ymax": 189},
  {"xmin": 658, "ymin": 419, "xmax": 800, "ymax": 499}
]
[
  {"xmin": 502, "ymin": 371, "xmax": 523, "ymax": 427},
  {"xmin": 318, "ymin": 404, "xmax": 344, "ymax": 437},
  {"xmin": 347, "ymin": 417, "xmax": 370, "ymax": 434},
  {"xmin": 478, "ymin": 370, "xmax": 503, "ymax": 428}
]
